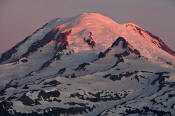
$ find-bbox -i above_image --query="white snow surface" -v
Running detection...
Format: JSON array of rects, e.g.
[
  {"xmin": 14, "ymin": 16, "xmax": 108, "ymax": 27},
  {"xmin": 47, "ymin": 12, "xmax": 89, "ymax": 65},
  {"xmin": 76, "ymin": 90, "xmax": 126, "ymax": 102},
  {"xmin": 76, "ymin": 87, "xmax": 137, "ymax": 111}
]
[
  {"xmin": 1, "ymin": 12, "xmax": 174, "ymax": 67},
  {"xmin": 51, "ymin": 13, "xmax": 175, "ymax": 67},
  {"xmin": 0, "ymin": 13, "xmax": 175, "ymax": 116}
]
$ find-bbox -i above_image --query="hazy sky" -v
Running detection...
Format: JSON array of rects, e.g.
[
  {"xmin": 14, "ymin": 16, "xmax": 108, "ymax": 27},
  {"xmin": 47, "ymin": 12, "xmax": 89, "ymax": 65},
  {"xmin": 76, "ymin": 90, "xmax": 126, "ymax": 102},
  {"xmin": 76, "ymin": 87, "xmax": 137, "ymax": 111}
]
[{"xmin": 0, "ymin": 0, "xmax": 175, "ymax": 53}]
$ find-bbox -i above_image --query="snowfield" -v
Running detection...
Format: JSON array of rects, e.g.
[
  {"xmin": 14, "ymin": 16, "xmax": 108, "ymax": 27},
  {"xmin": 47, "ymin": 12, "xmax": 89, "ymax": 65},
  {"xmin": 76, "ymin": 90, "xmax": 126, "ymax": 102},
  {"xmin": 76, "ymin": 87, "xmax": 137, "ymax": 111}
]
[{"xmin": 0, "ymin": 13, "xmax": 175, "ymax": 116}]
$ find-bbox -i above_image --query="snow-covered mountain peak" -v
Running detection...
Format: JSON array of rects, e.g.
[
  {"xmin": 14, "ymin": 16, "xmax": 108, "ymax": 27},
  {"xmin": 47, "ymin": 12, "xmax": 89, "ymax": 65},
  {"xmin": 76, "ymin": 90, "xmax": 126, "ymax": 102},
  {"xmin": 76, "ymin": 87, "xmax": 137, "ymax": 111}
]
[
  {"xmin": 52, "ymin": 12, "xmax": 121, "ymax": 53},
  {"xmin": 0, "ymin": 13, "xmax": 175, "ymax": 116},
  {"xmin": 0, "ymin": 12, "xmax": 175, "ymax": 67},
  {"xmin": 51, "ymin": 13, "xmax": 175, "ymax": 66},
  {"xmin": 66, "ymin": 12, "xmax": 119, "ymax": 26}
]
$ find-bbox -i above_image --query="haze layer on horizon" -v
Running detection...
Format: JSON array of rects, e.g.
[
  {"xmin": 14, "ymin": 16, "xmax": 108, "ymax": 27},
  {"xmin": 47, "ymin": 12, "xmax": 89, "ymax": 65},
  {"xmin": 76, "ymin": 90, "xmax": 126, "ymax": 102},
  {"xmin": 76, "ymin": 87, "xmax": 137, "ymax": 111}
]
[{"xmin": 0, "ymin": 0, "xmax": 175, "ymax": 53}]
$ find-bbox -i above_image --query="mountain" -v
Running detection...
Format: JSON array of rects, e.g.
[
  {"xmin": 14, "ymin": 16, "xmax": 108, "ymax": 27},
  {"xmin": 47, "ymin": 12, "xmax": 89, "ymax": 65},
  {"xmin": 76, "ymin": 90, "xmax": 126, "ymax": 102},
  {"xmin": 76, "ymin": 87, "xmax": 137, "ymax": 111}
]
[{"xmin": 0, "ymin": 13, "xmax": 175, "ymax": 116}]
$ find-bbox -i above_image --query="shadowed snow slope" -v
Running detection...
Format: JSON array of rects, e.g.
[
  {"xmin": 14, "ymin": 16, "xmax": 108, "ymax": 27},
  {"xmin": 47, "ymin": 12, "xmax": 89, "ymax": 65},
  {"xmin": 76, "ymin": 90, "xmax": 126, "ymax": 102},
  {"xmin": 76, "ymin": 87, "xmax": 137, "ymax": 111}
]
[{"xmin": 0, "ymin": 13, "xmax": 175, "ymax": 116}]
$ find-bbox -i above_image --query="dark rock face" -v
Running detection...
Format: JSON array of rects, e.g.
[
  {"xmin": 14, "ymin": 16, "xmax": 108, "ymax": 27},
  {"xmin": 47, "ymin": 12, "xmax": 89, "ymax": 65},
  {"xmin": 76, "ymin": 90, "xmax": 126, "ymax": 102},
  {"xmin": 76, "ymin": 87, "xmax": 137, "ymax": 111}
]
[
  {"xmin": 135, "ymin": 26, "xmax": 144, "ymax": 37},
  {"xmin": 97, "ymin": 37, "xmax": 127, "ymax": 59},
  {"xmin": 44, "ymin": 80, "xmax": 61, "ymax": 86},
  {"xmin": 0, "ymin": 101, "xmax": 12, "ymax": 116},
  {"xmin": 98, "ymin": 52, "xmax": 105, "ymax": 58},
  {"xmin": 125, "ymin": 23, "xmax": 175, "ymax": 56},
  {"xmin": 0, "ymin": 26, "xmax": 72, "ymax": 66},
  {"xmin": 104, "ymin": 71, "xmax": 139, "ymax": 81},
  {"xmin": 70, "ymin": 91, "xmax": 120, "ymax": 102},
  {"xmin": 102, "ymin": 37, "xmax": 141, "ymax": 58},
  {"xmin": 38, "ymin": 90, "xmax": 60, "ymax": 100},
  {"xmin": 111, "ymin": 37, "xmax": 128, "ymax": 48},
  {"xmin": 12, "ymin": 106, "xmax": 95, "ymax": 116},
  {"xmin": 18, "ymin": 94, "xmax": 35, "ymax": 106},
  {"xmin": 20, "ymin": 59, "xmax": 28, "ymax": 63},
  {"xmin": 33, "ymin": 30, "xmax": 72, "ymax": 71},
  {"xmin": 145, "ymin": 30, "xmax": 175, "ymax": 56},
  {"xmin": 22, "ymin": 30, "xmax": 59, "ymax": 58},
  {"xmin": 57, "ymin": 68, "xmax": 66, "ymax": 75},
  {"xmin": 0, "ymin": 36, "xmax": 29, "ymax": 64},
  {"xmin": 75, "ymin": 63, "xmax": 90, "ymax": 71},
  {"xmin": 22, "ymin": 85, "xmax": 29, "ymax": 89},
  {"xmin": 56, "ymin": 30, "xmax": 72, "ymax": 46},
  {"xmin": 65, "ymin": 73, "xmax": 77, "ymax": 78},
  {"xmin": 133, "ymin": 49, "xmax": 141, "ymax": 56},
  {"xmin": 0, "ymin": 23, "xmax": 49, "ymax": 64},
  {"xmin": 39, "ymin": 60, "xmax": 53, "ymax": 71},
  {"xmin": 0, "ymin": 101, "xmax": 95, "ymax": 116},
  {"xmin": 104, "ymin": 74, "xmax": 123, "ymax": 81},
  {"xmin": 125, "ymin": 107, "xmax": 172, "ymax": 116},
  {"xmin": 84, "ymin": 32, "xmax": 96, "ymax": 48}
]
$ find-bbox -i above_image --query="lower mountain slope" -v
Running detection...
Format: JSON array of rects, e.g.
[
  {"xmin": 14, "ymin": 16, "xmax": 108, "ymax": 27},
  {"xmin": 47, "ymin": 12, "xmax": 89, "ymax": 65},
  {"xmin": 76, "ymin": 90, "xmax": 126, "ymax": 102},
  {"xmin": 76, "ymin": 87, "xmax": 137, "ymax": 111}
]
[{"xmin": 0, "ymin": 37, "xmax": 175, "ymax": 116}]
